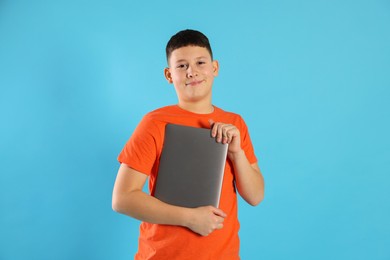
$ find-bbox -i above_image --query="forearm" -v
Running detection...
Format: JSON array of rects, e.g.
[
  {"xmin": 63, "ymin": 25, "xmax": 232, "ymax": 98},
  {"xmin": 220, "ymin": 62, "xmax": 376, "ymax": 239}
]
[
  {"xmin": 113, "ymin": 189, "xmax": 191, "ymax": 227},
  {"xmin": 112, "ymin": 164, "xmax": 227, "ymax": 236},
  {"xmin": 229, "ymin": 149, "xmax": 265, "ymax": 206}
]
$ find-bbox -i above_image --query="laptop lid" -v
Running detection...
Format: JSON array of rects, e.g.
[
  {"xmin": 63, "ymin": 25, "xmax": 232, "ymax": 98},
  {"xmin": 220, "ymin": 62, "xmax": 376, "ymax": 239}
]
[{"xmin": 153, "ymin": 123, "xmax": 228, "ymax": 208}]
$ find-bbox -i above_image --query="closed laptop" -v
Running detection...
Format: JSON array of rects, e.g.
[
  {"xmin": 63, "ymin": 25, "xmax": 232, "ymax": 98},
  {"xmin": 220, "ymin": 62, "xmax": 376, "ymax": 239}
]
[{"xmin": 154, "ymin": 123, "xmax": 228, "ymax": 208}]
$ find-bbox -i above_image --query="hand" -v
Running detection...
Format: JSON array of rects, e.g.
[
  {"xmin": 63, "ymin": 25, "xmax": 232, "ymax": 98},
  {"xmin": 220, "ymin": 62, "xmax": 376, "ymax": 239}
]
[
  {"xmin": 209, "ymin": 119, "xmax": 242, "ymax": 155},
  {"xmin": 186, "ymin": 206, "xmax": 227, "ymax": 236}
]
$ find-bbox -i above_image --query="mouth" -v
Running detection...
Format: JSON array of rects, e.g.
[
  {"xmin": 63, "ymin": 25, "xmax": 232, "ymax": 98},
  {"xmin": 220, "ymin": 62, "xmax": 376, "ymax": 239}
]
[{"xmin": 185, "ymin": 80, "xmax": 204, "ymax": 86}]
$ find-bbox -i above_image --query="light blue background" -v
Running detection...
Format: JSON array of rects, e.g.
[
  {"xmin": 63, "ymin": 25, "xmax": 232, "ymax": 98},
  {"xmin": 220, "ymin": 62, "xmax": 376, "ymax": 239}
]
[{"xmin": 1, "ymin": 1, "xmax": 389, "ymax": 259}]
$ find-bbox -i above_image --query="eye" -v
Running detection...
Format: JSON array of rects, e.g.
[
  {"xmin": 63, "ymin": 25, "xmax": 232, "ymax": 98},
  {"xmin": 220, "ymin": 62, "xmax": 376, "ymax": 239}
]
[
  {"xmin": 197, "ymin": 61, "xmax": 206, "ymax": 65},
  {"xmin": 176, "ymin": 64, "xmax": 188, "ymax": 70}
]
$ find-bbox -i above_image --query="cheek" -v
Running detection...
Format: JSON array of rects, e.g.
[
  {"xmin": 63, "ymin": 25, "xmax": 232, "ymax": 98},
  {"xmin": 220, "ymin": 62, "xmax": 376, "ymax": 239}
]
[
  {"xmin": 172, "ymin": 76, "xmax": 184, "ymax": 85},
  {"xmin": 204, "ymin": 67, "xmax": 216, "ymax": 77},
  {"xmin": 171, "ymin": 72, "xmax": 185, "ymax": 81}
]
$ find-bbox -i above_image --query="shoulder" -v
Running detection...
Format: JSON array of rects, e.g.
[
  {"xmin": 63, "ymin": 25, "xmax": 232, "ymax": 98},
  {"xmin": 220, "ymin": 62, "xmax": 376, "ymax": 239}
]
[
  {"xmin": 135, "ymin": 105, "xmax": 178, "ymax": 137},
  {"xmin": 139, "ymin": 105, "xmax": 174, "ymax": 124},
  {"xmin": 144, "ymin": 105, "xmax": 178, "ymax": 120},
  {"xmin": 214, "ymin": 106, "xmax": 252, "ymax": 136},
  {"xmin": 214, "ymin": 106, "xmax": 245, "ymax": 124}
]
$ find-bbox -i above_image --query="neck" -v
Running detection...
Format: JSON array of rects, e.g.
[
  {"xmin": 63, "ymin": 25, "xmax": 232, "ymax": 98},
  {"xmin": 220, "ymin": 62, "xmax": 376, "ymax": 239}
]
[{"xmin": 177, "ymin": 101, "xmax": 214, "ymax": 114}]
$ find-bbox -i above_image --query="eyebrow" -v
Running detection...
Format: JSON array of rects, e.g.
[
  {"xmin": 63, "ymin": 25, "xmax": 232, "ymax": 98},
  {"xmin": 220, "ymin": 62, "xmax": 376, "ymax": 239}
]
[{"xmin": 173, "ymin": 56, "xmax": 209, "ymax": 63}]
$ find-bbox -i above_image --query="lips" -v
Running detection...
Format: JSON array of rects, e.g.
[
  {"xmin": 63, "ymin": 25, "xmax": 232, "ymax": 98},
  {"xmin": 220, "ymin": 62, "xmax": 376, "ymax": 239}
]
[{"xmin": 186, "ymin": 80, "xmax": 204, "ymax": 86}]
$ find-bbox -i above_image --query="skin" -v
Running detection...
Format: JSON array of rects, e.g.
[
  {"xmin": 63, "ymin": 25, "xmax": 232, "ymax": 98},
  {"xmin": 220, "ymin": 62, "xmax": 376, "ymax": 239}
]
[
  {"xmin": 164, "ymin": 46, "xmax": 219, "ymax": 114},
  {"xmin": 112, "ymin": 45, "xmax": 265, "ymax": 236}
]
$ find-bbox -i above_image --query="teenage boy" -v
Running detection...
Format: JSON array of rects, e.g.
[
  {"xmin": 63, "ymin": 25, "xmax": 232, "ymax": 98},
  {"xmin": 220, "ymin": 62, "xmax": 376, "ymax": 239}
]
[{"xmin": 112, "ymin": 29, "xmax": 265, "ymax": 259}]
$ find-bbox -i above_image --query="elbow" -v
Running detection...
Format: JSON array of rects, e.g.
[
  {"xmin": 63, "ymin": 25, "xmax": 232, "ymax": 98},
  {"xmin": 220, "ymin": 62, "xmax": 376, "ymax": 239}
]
[
  {"xmin": 112, "ymin": 189, "xmax": 141, "ymax": 215},
  {"xmin": 112, "ymin": 195, "xmax": 124, "ymax": 213},
  {"xmin": 247, "ymin": 192, "xmax": 264, "ymax": 206},
  {"xmin": 238, "ymin": 186, "xmax": 265, "ymax": 206},
  {"xmin": 112, "ymin": 198, "xmax": 120, "ymax": 213},
  {"xmin": 112, "ymin": 191, "xmax": 137, "ymax": 214}
]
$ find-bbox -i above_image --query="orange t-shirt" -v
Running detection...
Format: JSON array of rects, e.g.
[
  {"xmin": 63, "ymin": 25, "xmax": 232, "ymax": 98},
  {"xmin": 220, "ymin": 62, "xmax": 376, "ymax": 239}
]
[{"xmin": 118, "ymin": 105, "xmax": 257, "ymax": 260}]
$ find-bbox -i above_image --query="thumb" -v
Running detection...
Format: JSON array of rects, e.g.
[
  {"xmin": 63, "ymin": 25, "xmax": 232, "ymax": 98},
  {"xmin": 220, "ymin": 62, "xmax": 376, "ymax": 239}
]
[
  {"xmin": 212, "ymin": 207, "xmax": 227, "ymax": 218},
  {"xmin": 208, "ymin": 119, "xmax": 215, "ymax": 127}
]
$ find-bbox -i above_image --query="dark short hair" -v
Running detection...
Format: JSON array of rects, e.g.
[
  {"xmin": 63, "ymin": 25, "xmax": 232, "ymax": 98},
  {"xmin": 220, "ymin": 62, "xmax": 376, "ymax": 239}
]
[{"xmin": 166, "ymin": 29, "xmax": 213, "ymax": 63}]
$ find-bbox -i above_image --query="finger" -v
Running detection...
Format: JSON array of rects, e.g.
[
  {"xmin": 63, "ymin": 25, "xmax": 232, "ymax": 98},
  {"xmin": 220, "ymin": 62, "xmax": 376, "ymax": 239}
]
[
  {"xmin": 216, "ymin": 123, "xmax": 225, "ymax": 142},
  {"xmin": 210, "ymin": 122, "xmax": 223, "ymax": 141},
  {"xmin": 223, "ymin": 125, "xmax": 238, "ymax": 143},
  {"xmin": 222, "ymin": 125, "xmax": 235, "ymax": 143},
  {"xmin": 211, "ymin": 207, "xmax": 227, "ymax": 218},
  {"xmin": 218, "ymin": 223, "xmax": 224, "ymax": 229},
  {"xmin": 209, "ymin": 120, "xmax": 219, "ymax": 138},
  {"xmin": 218, "ymin": 125, "xmax": 233, "ymax": 144}
]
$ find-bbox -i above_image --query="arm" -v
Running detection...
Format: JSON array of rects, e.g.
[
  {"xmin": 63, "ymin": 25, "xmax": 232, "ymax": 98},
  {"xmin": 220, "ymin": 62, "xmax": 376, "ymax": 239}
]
[
  {"xmin": 210, "ymin": 120, "xmax": 265, "ymax": 206},
  {"xmin": 112, "ymin": 163, "xmax": 227, "ymax": 236},
  {"xmin": 229, "ymin": 154, "xmax": 264, "ymax": 206}
]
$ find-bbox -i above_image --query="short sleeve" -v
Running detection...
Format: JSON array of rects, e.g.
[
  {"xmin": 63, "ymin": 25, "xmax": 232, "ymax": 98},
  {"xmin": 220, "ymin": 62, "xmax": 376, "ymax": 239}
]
[{"xmin": 117, "ymin": 116, "xmax": 162, "ymax": 176}]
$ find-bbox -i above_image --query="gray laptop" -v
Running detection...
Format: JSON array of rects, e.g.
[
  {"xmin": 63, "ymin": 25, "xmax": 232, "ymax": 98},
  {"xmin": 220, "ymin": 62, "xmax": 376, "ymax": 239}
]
[{"xmin": 153, "ymin": 123, "xmax": 228, "ymax": 208}]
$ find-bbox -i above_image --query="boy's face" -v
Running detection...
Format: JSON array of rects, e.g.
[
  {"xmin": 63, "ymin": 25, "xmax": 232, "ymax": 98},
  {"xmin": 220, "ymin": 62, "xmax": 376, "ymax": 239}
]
[{"xmin": 164, "ymin": 46, "xmax": 219, "ymax": 107}]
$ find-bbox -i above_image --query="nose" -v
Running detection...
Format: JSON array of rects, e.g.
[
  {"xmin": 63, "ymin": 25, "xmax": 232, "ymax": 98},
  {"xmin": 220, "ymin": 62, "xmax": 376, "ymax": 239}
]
[{"xmin": 186, "ymin": 65, "xmax": 198, "ymax": 78}]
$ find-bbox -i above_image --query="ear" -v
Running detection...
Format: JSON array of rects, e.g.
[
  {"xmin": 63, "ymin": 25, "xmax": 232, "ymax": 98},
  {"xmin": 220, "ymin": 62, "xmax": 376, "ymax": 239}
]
[
  {"xmin": 212, "ymin": 60, "xmax": 219, "ymax": 77},
  {"xmin": 164, "ymin": 67, "xmax": 173, "ymax": 84}
]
